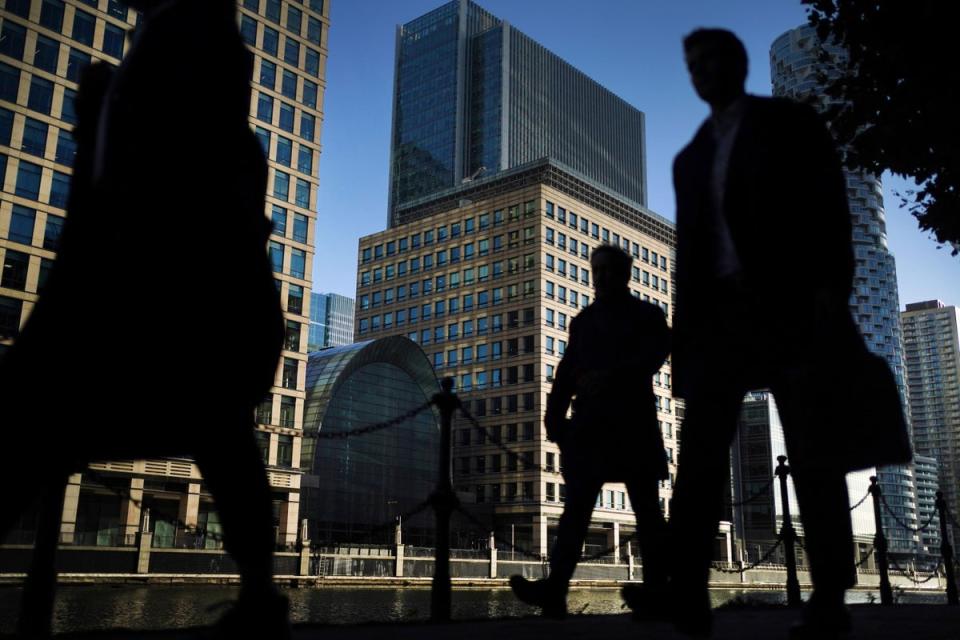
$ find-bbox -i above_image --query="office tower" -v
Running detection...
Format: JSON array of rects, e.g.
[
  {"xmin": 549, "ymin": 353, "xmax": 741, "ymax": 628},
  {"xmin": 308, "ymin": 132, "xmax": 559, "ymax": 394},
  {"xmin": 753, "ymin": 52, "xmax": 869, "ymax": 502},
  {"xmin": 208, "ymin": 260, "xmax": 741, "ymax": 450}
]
[
  {"xmin": 731, "ymin": 392, "xmax": 875, "ymax": 564},
  {"xmin": 771, "ymin": 25, "xmax": 918, "ymax": 558},
  {"xmin": 353, "ymin": 1, "xmax": 675, "ymax": 558},
  {"xmin": 308, "ymin": 291, "xmax": 355, "ymax": 351},
  {"xmin": 903, "ymin": 300, "xmax": 960, "ymax": 545},
  {"xmin": 0, "ymin": 0, "xmax": 327, "ymax": 548},
  {"xmin": 387, "ymin": 0, "xmax": 647, "ymax": 227}
]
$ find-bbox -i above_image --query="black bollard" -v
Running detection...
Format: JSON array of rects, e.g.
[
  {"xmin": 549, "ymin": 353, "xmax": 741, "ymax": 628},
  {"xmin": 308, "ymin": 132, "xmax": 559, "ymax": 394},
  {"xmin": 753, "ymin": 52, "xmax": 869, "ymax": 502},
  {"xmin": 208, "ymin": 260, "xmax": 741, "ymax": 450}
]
[
  {"xmin": 869, "ymin": 476, "xmax": 893, "ymax": 605},
  {"xmin": 430, "ymin": 377, "xmax": 459, "ymax": 622},
  {"xmin": 936, "ymin": 491, "xmax": 958, "ymax": 605},
  {"xmin": 775, "ymin": 456, "xmax": 802, "ymax": 607}
]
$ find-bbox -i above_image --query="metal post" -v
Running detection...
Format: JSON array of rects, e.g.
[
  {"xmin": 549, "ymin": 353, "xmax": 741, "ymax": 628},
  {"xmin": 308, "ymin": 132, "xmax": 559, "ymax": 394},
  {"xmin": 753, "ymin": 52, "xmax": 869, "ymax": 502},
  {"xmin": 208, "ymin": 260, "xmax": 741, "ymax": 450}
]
[
  {"xmin": 775, "ymin": 455, "xmax": 802, "ymax": 607},
  {"xmin": 936, "ymin": 491, "xmax": 958, "ymax": 605},
  {"xmin": 870, "ymin": 476, "xmax": 894, "ymax": 605},
  {"xmin": 430, "ymin": 378, "xmax": 459, "ymax": 622}
]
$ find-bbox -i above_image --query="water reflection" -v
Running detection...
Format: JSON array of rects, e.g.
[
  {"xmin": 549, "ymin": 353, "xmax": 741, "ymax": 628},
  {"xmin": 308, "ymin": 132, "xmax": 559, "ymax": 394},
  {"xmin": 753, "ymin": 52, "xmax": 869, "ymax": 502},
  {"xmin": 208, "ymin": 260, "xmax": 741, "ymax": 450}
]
[{"xmin": 0, "ymin": 585, "xmax": 947, "ymax": 634}]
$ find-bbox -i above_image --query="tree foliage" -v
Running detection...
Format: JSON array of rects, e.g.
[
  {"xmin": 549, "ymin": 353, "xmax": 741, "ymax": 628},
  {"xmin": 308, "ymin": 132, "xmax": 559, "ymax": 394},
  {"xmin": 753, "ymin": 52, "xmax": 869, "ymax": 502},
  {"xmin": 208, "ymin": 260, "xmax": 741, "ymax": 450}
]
[{"xmin": 804, "ymin": 0, "xmax": 959, "ymax": 254}]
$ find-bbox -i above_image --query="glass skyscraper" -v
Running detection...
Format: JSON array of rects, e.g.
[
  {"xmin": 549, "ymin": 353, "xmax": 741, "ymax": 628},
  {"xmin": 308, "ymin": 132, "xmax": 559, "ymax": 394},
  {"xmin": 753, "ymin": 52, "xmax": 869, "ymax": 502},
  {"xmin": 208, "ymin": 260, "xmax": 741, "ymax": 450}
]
[
  {"xmin": 771, "ymin": 25, "xmax": 918, "ymax": 557},
  {"xmin": 308, "ymin": 291, "xmax": 355, "ymax": 351},
  {"xmin": 388, "ymin": 0, "xmax": 647, "ymax": 226}
]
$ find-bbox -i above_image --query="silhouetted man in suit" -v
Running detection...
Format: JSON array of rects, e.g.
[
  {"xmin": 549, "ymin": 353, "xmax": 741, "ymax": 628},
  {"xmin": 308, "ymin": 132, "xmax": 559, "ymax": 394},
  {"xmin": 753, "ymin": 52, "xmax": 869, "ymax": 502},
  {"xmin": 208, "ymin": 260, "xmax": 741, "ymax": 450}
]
[
  {"xmin": 668, "ymin": 29, "xmax": 860, "ymax": 638},
  {"xmin": 0, "ymin": 0, "xmax": 287, "ymax": 636},
  {"xmin": 510, "ymin": 245, "xmax": 670, "ymax": 618}
]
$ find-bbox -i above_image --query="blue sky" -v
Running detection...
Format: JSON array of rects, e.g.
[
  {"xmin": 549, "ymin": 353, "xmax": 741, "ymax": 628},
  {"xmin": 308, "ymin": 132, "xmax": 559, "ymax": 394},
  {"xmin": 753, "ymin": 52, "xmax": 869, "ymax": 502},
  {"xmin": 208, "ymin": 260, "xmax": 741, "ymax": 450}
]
[{"xmin": 313, "ymin": 0, "xmax": 959, "ymax": 308}]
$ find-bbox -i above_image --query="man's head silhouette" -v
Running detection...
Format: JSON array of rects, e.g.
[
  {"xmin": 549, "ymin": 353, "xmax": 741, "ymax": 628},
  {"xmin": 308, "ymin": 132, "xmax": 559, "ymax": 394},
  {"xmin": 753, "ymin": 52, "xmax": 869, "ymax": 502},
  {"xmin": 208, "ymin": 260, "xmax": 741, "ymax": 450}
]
[
  {"xmin": 590, "ymin": 245, "xmax": 631, "ymax": 301},
  {"xmin": 683, "ymin": 28, "xmax": 747, "ymax": 111}
]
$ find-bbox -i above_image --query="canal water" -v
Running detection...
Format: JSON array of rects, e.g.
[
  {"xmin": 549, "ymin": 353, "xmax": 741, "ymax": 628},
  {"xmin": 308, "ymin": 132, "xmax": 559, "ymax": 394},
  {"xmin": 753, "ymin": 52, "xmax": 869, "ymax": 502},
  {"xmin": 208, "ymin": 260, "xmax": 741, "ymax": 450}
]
[{"xmin": 0, "ymin": 585, "xmax": 947, "ymax": 634}]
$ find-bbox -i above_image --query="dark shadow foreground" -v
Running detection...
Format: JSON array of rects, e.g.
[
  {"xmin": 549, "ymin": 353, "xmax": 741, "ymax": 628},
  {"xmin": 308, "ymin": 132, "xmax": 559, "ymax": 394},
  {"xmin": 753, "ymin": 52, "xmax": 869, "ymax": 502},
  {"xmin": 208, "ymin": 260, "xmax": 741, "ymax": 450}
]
[{"xmin": 0, "ymin": 0, "xmax": 287, "ymax": 636}]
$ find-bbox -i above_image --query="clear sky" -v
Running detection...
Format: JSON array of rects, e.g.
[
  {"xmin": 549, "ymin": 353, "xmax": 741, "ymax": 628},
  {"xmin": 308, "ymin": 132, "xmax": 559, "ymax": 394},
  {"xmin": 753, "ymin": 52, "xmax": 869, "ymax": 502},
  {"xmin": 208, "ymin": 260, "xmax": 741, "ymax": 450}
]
[{"xmin": 313, "ymin": 0, "xmax": 959, "ymax": 309}]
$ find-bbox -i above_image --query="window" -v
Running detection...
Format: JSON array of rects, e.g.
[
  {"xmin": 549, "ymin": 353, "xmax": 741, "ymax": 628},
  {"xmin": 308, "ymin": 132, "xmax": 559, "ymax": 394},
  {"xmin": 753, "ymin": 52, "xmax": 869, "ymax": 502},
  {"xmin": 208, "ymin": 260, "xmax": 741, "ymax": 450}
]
[
  {"xmin": 307, "ymin": 16, "xmax": 323, "ymax": 44},
  {"xmin": 269, "ymin": 241, "xmax": 284, "ymax": 273},
  {"xmin": 0, "ymin": 21, "xmax": 26, "ymax": 60},
  {"xmin": 283, "ymin": 38, "xmax": 300, "ymax": 65},
  {"xmin": 300, "ymin": 112, "xmax": 315, "ymax": 141},
  {"xmin": 240, "ymin": 15, "xmax": 258, "ymax": 46},
  {"xmin": 287, "ymin": 5, "xmax": 303, "ymax": 33},
  {"xmin": 302, "ymin": 79, "xmax": 318, "ymax": 108},
  {"xmin": 71, "ymin": 10, "xmax": 95, "ymax": 46},
  {"xmin": 15, "ymin": 160, "xmax": 42, "ymax": 199},
  {"xmin": 49, "ymin": 170, "xmax": 70, "ymax": 207},
  {"xmin": 257, "ymin": 92, "xmax": 274, "ymax": 122},
  {"xmin": 279, "ymin": 102, "xmax": 295, "ymax": 132},
  {"xmin": 8, "ymin": 206, "xmax": 36, "ymax": 245},
  {"xmin": 40, "ymin": 0, "xmax": 66, "ymax": 31},
  {"xmin": 298, "ymin": 144, "xmax": 313, "ymax": 175},
  {"xmin": 21, "ymin": 118, "xmax": 48, "ymax": 157},
  {"xmin": 102, "ymin": 23, "xmax": 125, "ymax": 59},
  {"xmin": 289, "ymin": 248, "xmax": 306, "ymax": 278},
  {"xmin": 64, "ymin": 44, "xmax": 89, "ymax": 80},
  {"xmin": 278, "ymin": 358, "xmax": 297, "ymax": 392},
  {"xmin": 0, "ymin": 295, "xmax": 23, "ymax": 340},
  {"xmin": 276, "ymin": 135, "xmax": 292, "ymax": 166},
  {"xmin": 1, "ymin": 249, "xmax": 29, "ymax": 291},
  {"xmin": 254, "ymin": 126, "xmax": 270, "ymax": 154},
  {"xmin": 38, "ymin": 214, "xmax": 63, "ymax": 253},
  {"xmin": 33, "ymin": 35, "xmax": 59, "ymax": 74},
  {"xmin": 265, "ymin": 0, "xmax": 282, "ymax": 22},
  {"xmin": 292, "ymin": 213, "xmax": 308, "ymax": 243},
  {"xmin": 284, "ymin": 320, "xmax": 301, "ymax": 351},
  {"xmin": 295, "ymin": 178, "xmax": 310, "ymax": 208},
  {"xmin": 276, "ymin": 435, "xmax": 293, "ymax": 468},
  {"xmin": 262, "ymin": 26, "xmax": 279, "ymax": 56},
  {"xmin": 0, "ymin": 63, "xmax": 20, "ymax": 102},
  {"xmin": 305, "ymin": 48, "xmax": 320, "ymax": 77},
  {"xmin": 273, "ymin": 170, "xmax": 289, "ymax": 200}
]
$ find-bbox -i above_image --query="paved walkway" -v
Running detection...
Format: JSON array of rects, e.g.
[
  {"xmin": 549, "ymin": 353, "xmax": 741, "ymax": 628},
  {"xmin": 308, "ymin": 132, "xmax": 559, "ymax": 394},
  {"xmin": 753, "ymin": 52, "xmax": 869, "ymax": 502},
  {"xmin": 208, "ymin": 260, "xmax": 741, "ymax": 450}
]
[{"xmin": 10, "ymin": 605, "xmax": 959, "ymax": 640}]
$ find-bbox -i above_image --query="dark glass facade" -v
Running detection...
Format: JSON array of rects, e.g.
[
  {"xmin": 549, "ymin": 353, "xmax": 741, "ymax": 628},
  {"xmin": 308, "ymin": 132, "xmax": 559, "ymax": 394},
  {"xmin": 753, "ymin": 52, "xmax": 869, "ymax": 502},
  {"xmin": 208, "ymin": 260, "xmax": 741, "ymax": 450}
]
[
  {"xmin": 301, "ymin": 337, "xmax": 440, "ymax": 545},
  {"xmin": 389, "ymin": 0, "xmax": 647, "ymax": 225}
]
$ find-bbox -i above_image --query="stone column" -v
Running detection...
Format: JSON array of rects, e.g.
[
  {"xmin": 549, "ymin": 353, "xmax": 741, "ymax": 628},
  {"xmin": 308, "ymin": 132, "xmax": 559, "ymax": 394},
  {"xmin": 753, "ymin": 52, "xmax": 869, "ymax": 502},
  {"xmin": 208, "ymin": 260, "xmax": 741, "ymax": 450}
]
[
  {"xmin": 607, "ymin": 522, "xmax": 621, "ymax": 564},
  {"xmin": 177, "ymin": 483, "xmax": 200, "ymax": 529},
  {"xmin": 137, "ymin": 508, "xmax": 152, "ymax": 574},
  {"xmin": 298, "ymin": 519, "xmax": 311, "ymax": 577},
  {"xmin": 59, "ymin": 473, "xmax": 83, "ymax": 544},
  {"xmin": 489, "ymin": 531, "xmax": 497, "ymax": 578},
  {"xmin": 120, "ymin": 478, "xmax": 144, "ymax": 543},
  {"xmin": 277, "ymin": 492, "xmax": 301, "ymax": 546},
  {"xmin": 532, "ymin": 514, "xmax": 549, "ymax": 558},
  {"xmin": 626, "ymin": 540, "xmax": 634, "ymax": 581}
]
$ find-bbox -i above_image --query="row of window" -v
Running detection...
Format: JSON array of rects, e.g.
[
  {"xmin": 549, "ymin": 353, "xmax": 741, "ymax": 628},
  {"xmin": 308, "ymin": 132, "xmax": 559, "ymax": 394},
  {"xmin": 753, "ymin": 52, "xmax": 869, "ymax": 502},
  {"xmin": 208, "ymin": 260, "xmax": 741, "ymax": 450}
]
[
  {"xmin": 255, "ymin": 92, "xmax": 316, "ymax": 142},
  {"xmin": 544, "ymin": 253, "xmax": 591, "ymax": 284},
  {"xmin": 0, "ymin": 247, "xmax": 53, "ymax": 293},
  {"xmin": 360, "ymin": 245, "xmax": 550, "ymax": 287},
  {"xmin": 4, "ymin": 0, "xmax": 129, "ymax": 25},
  {"xmin": 254, "ymin": 430, "xmax": 295, "ymax": 468},
  {"xmin": 270, "ymin": 167, "xmax": 312, "ymax": 209},
  {"xmin": 255, "ymin": 393, "xmax": 299, "ymax": 429},
  {"xmin": 361, "ymin": 201, "xmax": 539, "ymax": 263},
  {"xmin": 270, "ymin": 205, "xmax": 309, "ymax": 243},
  {"xmin": 254, "ymin": 57, "xmax": 319, "ymax": 109},
  {"xmin": 1, "ymin": 13, "xmax": 124, "ymax": 73},
  {"xmin": 0, "ymin": 107, "xmax": 77, "ymax": 167},
  {"xmin": 0, "ymin": 155, "xmax": 71, "ymax": 206},
  {"xmin": 239, "ymin": 15, "xmax": 322, "ymax": 78},
  {"xmin": 3, "ymin": 203, "xmax": 63, "ymax": 249},
  {"xmin": 545, "ymin": 201, "xmax": 669, "ymax": 271},
  {"xmin": 242, "ymin": 0, "xmax": 324, "ymax": 43},
  {"xmin": 256, "ymin": 126, "xmax": 314, "ymax": 177},
  {"xmin": 0, "ymin": 62, "xmax": 78, "ymax": 122},
  {"xmin": 268, "ymin": 240, "xmax": 308, "ymax": 279}
]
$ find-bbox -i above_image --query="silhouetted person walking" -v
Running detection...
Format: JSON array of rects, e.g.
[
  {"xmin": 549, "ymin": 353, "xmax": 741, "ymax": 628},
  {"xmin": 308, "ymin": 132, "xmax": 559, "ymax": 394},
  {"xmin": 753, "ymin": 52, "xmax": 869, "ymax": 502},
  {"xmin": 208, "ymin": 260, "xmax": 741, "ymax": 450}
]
[
  {"xmin": 510, "ymin": 245, "xmax": 670, "ymax": 618},
  {"xmin": 668, "ymin": 29, "xmax": 883, "ymax": 638},
  {"xmin": 0, "ymin": 0, "xmax": 286, "ymax": 636}
]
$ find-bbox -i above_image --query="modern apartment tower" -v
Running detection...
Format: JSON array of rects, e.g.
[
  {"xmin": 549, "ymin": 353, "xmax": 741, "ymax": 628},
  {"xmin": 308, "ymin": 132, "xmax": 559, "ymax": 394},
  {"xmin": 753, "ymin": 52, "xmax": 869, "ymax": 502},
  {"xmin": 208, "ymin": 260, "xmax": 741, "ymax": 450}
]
[
  {"xmin": 0, "ymin": 0, "xmax": 328, "ymax": 548},
  {"xmin": 902, "ymin": 300, "xmax": 960, "ymax": 545},
  {"xmin": 355, "ymin": 1, "xmax": 677, "ymax": 557},
  {"xmin": 308, "ymin": 291, "xmax": 355, "ymax": 351},
  {"xmin": 388, "ymin": 0, "xmax": 647, "ymax": 227},
  {"xmin": 771, "ymin": 25, "xmax": 919, "ymax": 557}
]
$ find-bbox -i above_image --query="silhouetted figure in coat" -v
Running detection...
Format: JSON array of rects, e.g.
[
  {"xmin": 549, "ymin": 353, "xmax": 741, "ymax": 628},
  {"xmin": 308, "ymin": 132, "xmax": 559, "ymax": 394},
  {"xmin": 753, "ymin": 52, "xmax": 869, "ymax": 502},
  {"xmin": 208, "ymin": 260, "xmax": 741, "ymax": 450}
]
[
  {"xmin": 0, "ymin": 0, "xmax": 286, "ymax": 635},
  {"xmin": 510, "ymin": 245, "xmax": 670, "ymax": 618},
  {"xmin": 668, "ymin": 29, "xmax": 867, "ymax": 638}
]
